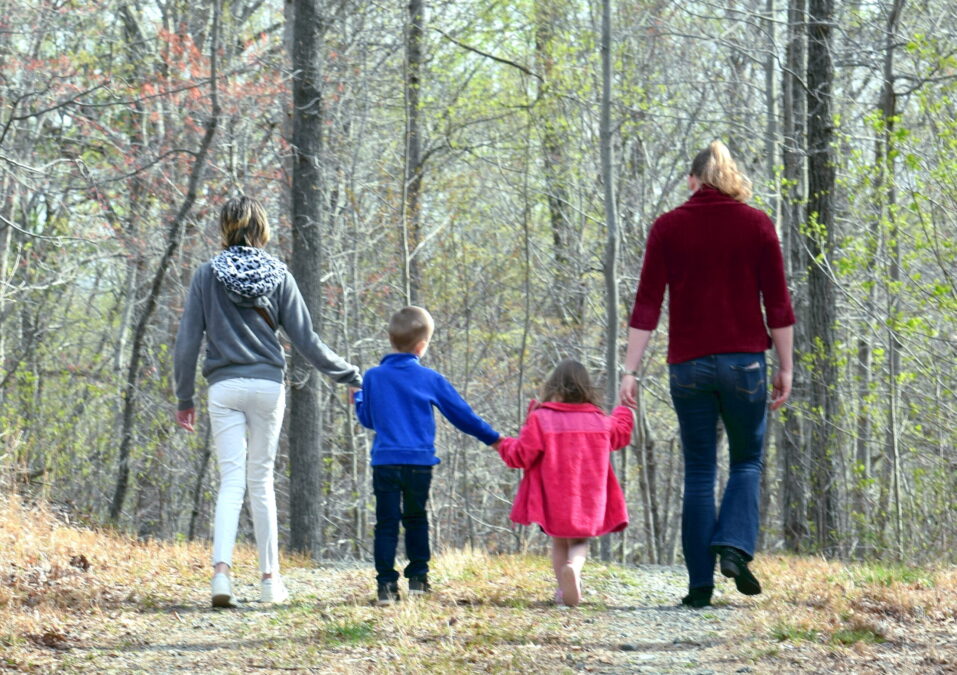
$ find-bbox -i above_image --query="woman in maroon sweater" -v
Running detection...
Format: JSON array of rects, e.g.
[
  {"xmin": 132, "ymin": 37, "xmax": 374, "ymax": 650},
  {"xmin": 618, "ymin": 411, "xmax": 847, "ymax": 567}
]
[{"xmin": 619, "ymin": 141, "xmax": 795, "ymax": 608}]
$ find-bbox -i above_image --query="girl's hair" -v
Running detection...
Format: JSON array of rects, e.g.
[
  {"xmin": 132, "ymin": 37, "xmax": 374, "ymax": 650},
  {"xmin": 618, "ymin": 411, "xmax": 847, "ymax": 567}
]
[
  {"xmin": 689, "ymin": 140, "xmax": 753, "ymax": 202},
  {"xmin": 220, "ymin": 196, "xmax": 271, "ymax": 248},
  {"xmin": 540, "ymin": 359, "xmax": 602, "ymax": 406}
]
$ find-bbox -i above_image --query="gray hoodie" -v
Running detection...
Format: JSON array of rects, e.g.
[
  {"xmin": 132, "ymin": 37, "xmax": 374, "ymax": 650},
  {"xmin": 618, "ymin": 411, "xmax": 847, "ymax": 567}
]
[{"xmin": 173, "ymin": 246, "xmax": 361, "ymax": 411}]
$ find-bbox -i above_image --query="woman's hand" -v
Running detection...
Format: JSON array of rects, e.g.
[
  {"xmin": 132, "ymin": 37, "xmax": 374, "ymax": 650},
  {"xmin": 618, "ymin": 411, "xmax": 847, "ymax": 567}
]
[
  {"xmin": 176, "ymin": 408, "xmax": 196, "ymax": 432},
  {"xmin": 770, "ymin": 370, "xmax": 792, "ymax": 410},
  {"xmin": 619, "ymin": 374, "xmax": 639, "ymax": 408}
]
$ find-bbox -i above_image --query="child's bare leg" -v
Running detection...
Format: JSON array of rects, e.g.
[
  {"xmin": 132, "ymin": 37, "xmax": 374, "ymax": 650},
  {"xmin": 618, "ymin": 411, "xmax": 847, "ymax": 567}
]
[
  {"xmin": 568, "ymin": 538, "xmax": 588, "ymax": 576},
  {"xmin": 551, "ymin": 537, "xmax": 570, "ymax": 581},
  {"xmin": 552, "ymin": 537, "xmax": 587, "ymax": 607}
]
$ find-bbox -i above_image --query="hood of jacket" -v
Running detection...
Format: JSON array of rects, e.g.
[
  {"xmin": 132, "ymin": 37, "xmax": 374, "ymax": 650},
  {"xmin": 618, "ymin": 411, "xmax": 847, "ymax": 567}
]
[{"xmin": 210, "ymin": 246, "xmax": 286, "ymax": 307}]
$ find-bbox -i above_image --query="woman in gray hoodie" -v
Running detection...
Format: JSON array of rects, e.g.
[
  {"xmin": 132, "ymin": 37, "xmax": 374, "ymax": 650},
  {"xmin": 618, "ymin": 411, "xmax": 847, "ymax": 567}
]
[{"xmin": 174, "ymin": 196, "xmax": 362, "ymax": 608}]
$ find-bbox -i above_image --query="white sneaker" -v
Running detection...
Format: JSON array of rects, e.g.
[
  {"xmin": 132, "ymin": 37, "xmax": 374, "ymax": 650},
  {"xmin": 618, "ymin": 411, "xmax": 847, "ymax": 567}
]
[
  {"xmin": 260, "ymin": 577, "xmax": 289, "ymax": 604},
  {"xmin": 211, "ymin": 573, "xmax": 238, "ymax": 608}
]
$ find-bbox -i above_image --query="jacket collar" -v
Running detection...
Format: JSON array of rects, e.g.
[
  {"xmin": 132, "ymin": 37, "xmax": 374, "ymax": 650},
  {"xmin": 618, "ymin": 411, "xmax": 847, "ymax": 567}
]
[
  {"xmin": 536, "ymin": 400, "xmax": 604, "ymax": 413},
  {"xmin": 686, "ymin": 184, "xmax": 738, "ymax": 206},
  {"xmin": 381, "ymin": 352, "xmax": 420, "ymax": 366}
]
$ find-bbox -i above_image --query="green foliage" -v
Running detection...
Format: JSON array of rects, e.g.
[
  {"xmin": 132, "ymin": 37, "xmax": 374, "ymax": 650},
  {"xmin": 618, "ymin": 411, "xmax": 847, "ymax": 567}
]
[
  {"xmin": 770, "ymin": 623, "xmax": 819, "ymax": 643},
  {"xmin": 315, "ymin": 619, "xmax": 376, "ymax": 646},
  {"xmin": 830, "ymin": 628, "xmax": 885, "ymax": 645},
  {"xmin": 852, "ymin": 563, "xmax": 934, "ymax": 588}
]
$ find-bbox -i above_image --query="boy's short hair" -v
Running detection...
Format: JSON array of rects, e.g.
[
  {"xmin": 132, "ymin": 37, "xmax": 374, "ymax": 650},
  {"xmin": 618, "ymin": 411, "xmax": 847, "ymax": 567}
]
[{"xmin": 389, "ymin": 306, "xmax": 434, "ymax": 352}]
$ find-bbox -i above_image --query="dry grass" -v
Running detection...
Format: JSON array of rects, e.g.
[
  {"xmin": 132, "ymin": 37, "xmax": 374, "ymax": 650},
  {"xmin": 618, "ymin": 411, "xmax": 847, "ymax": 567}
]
[
  {"xmin": 4, "ymin": 492, "xmax": 956, "ymax": 673},
  {"xmin": 0, "ymin": 495, "xmax": 644, "ymax": 673},
  {"xmin": 744, "ymin": 555, "xmax": 957, "ymax": 671},
  {"xmin": 0, "ymin": 493, "xmax": 215, "ymax": 667}
]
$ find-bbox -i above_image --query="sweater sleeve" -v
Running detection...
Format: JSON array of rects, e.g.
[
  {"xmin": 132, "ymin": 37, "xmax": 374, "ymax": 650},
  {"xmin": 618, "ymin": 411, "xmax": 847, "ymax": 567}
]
[
  {"xmin": 496, "ymin": 412, "xmax": 545, "ymax": 469},
  {"xmin": 629, "ymin": 218, "xmax": 668, "ymax": 330},
  {"xmin": 173, "ymin": 269, "xmax": 206, "ymax": 411},
  {"xmin": 608, "ymin": 406, "xmax": 635, "ymax": 450},
  {"xmin": 757, "ymin": 218, "xmax": 796, "ymax": 328},
  {"xmin": 353, "ymin": 385, "xmax": 372, "ymax": 429},
  {"xmin": 432, "ymin": 374, "xmax": 500, "ymax": 445},
  {"xmin": 277, "ymin": 272, "xmax": 362, "ymax": 387}
]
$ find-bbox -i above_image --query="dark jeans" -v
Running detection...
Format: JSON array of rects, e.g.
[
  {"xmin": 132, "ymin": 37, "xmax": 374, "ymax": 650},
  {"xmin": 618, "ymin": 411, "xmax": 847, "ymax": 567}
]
[
  {"xmin": 670, "ymin": 352, "xmax": 767, "ymax": 590},
  {"xmin": 372, "ymin": 464, "xmax": 433, "ymax": 584}
]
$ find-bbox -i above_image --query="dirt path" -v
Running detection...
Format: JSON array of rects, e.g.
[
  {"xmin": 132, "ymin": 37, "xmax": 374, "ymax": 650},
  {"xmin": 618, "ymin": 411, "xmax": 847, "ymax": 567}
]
[{"xmin": 42, "ymin": 558, "xmax": 755, "ymax": 674}]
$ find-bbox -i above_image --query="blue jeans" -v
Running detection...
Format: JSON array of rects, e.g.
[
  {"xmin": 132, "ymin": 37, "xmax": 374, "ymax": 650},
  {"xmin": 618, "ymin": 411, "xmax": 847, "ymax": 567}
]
[
  {"xmin": 670, "ymin": 352, "xmax": 767, "ymax": 590},
  {"xmin": 372, "ymin": 464, "xmax": 433, "ymax": 584}
]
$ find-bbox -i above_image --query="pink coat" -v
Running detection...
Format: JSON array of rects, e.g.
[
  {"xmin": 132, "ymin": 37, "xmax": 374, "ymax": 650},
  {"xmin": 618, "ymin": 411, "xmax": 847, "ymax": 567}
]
[{"xmin": 497, "ymin": 401, "xmax": 633, "ymax": 538}]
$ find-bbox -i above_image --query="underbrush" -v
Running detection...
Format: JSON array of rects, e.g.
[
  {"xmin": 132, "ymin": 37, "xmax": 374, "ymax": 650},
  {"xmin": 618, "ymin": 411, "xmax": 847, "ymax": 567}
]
[
  {"xmin": 748, "ymin": 555, "xmax": 957, "ymax": 660},
  {"xmin": 0, "ymin": 493, "xmax": 212, "ymax": 658}
]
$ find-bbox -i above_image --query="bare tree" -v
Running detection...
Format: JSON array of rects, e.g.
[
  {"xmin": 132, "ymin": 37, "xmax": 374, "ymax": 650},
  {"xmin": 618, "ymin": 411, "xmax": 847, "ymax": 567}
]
[
  {"xmin": 109, "ymin": 0, "xmax": 222, "ymax": 523},
  {"xmin": 805, "ymin": 0, "xmax": 840, "ymax": 555},
  {"xmin": 288, "ymin": 0, "xmax": 327, "ymax": 557}
]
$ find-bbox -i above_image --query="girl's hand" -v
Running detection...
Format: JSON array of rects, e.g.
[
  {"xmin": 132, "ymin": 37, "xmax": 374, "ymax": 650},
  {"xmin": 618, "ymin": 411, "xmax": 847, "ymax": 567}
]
[
  {"xmin": 176, "ymin": 408, "xmax": 196, "ymax": 432},
  {"xmin": 619, "ymin": 374, "xmax": 638, "ymax": 408}
]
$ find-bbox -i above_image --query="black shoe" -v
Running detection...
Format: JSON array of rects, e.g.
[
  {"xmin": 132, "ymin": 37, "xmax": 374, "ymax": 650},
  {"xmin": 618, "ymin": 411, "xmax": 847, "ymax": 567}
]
[
  {"xmin": 408, "ymin": 575, "xmax": 431, "ymax": 595},
  {"xmin": 718, "ymin": 546, "xmax": 762, "ymax": 595},
  {"xmin": 376, "ymin": 581, "xmax": 400, "ymax": 606},
  {"xmin": 681, "ymin": 586, "xmax": 713, "ymax": 608}
]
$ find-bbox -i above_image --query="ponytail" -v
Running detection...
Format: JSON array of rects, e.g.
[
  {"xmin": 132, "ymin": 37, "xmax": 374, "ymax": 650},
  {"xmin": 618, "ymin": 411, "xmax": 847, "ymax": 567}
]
[{"xmin": 689, "ymin": 140, "xmax": 753, "ymax": 202}]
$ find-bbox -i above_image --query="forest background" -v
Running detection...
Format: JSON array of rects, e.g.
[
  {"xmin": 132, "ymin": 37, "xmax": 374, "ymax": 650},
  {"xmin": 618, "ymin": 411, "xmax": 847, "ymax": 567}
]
[{"xmin": 0, "ymin": 0, "xmax": 954, "ymax": 569}]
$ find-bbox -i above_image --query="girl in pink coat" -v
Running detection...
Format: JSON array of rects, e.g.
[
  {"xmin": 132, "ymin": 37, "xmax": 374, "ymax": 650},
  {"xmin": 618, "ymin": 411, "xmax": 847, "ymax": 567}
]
[{"xmin": 495, "ymin": 359, "xmax": 633, "ymax": 606}]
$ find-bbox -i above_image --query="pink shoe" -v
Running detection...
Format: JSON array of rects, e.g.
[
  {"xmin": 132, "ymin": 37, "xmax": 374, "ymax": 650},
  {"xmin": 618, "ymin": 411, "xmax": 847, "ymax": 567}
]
[{"xmin": 559, "ymin": 564, "xmax": 581, "ymax": 607}]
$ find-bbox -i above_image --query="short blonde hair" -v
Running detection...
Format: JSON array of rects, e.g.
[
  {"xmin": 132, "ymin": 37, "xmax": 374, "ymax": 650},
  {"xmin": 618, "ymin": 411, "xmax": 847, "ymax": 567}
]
[
  {"xmin": 690, "ymin": 140, "xmax": 753, "ymax": 202},
  {"xmin": 220, "ymin": 196, "xmax": 271, "ymax": 248},
  {"xmin": 388, "ymin": 306, "xmax": 434, "ymax": 353}
]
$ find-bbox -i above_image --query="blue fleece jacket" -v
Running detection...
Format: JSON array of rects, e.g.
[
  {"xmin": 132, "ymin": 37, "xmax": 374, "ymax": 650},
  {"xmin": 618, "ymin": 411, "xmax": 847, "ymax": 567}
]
[{"xmin": 354, "ymin": 353, "xmax": 500, "ymax": 466}]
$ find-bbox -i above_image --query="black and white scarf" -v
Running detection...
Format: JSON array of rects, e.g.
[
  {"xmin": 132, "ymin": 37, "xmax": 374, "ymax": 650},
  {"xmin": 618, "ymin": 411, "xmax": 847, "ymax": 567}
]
[{"xmin": 210, "ymin": 246, "xmax": 286, "ymax": 298}]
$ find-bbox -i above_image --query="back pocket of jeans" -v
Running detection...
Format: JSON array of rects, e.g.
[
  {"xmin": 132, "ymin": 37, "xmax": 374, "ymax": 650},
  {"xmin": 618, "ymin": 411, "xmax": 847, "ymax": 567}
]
[
  {"xmin": 669, "ymin": 363, "xmax": 697, "ymax": 398},
  {"xmin": 730, "ymin": 361, "xmax": 765, "ymax": 402}
]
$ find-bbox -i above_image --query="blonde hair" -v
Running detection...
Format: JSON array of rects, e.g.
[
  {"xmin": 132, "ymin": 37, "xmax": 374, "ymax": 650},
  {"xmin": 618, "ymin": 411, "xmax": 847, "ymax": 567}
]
[
  {"xmin": 220, "ymin": 196, "xmax": 271, "ymax": 248},
  {"xmin": 388, "ymin": 306, "xmax": 434, "ymax": 352},
  {"xmin": 690, "ymin": 141, "xmax": 752, "ymax": 202}
]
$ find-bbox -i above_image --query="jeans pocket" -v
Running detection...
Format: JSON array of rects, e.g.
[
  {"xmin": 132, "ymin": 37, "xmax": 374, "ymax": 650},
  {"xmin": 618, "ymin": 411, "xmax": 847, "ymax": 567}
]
[
  {"xmin": 669, "ymin": 362, "xmax": 697, "ymax": 399},
  {"xmin": 730, "ymin": 361, "xmax": 766, "ymax": 402}
]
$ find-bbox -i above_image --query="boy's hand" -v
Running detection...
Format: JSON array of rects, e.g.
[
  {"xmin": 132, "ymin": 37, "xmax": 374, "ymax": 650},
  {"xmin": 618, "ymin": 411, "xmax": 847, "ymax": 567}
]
[
  {"xmin": 348, "ymin": 386, "xmax": 360, "ymax": 403},
  {"xmin": 490, "ymin": 438, "xmax": 502, "ymax": 450}
]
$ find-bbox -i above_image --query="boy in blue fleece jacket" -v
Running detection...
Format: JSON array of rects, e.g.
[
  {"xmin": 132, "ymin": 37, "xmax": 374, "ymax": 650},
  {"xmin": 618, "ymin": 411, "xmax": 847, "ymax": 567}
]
[{"xmin": 354, "ymin": 306, "xmax": 500, "ymax": 605}]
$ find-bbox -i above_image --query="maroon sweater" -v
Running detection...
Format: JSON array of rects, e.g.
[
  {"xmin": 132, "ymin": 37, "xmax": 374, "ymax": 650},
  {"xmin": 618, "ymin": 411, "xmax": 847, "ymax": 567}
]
[{"xmin": 629, "ymin": 186, "xmax": 795, "ymax": 364}]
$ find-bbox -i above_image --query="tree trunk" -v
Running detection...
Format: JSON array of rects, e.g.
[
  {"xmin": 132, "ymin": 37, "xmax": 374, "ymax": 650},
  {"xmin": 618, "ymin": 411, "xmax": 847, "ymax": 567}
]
[
  {"xmin": 534, "ymin": 0, "xmax": 582, "ymax": 329},
  {"xmin": 109, "ymin": 1, "xmax": 221, "ymax": 522},
  {"xmin": 402, "ymin": 0, "xmax": 424, "ymax": 304},
  {"xmin": 780, "ymin": 0, "xmax": 809, "ymax": 553},
  {"xmin": 876, "ymin": 0, "xmax": 906, "ymax": 559},
  {"xmin": 599, "ymin": 0, "xmax": 617, "ymax": 562},
  {"xmin": 288, "ymin": 0, "xmax": 326, "ymax": 558},
  {"xmin": 805, "ymin": 0, "xmax": 841, "ymax": 555}
]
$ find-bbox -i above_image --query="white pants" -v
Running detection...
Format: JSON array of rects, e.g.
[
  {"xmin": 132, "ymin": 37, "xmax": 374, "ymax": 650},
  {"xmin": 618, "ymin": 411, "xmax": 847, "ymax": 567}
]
[{"xmin": 208, "ymin": 378, "xmax": 285, "ymax": 574}]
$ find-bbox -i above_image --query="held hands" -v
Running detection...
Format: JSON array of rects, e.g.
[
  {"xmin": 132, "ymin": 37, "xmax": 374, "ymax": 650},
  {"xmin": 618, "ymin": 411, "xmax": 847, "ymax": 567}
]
[
  {"xmin": 175, "ymin": 408, "xmax": 196, "ymax": 433},
  {"xmin": 348, "ymin": 386, "xmax": 360, "ymax": 404},
  {"xmin": 619, "ymin": 374, "xmax": 639, "ymax": 409},
  {"xmin": 770, "ymin": 370, "xmax": 792, "ymax": 411}
]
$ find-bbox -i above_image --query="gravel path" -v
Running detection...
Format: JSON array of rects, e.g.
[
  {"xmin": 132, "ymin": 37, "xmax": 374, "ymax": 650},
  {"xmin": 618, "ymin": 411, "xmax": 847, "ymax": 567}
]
[{"xmin": 48, "ymin": 559, "xmax": 757, "ymax": 674}]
